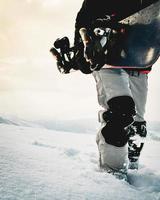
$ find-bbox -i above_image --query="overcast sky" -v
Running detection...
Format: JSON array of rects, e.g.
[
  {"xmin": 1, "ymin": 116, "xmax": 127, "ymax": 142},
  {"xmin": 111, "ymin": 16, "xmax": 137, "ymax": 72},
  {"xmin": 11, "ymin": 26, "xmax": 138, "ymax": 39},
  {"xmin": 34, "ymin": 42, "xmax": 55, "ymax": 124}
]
[{"xmin": 0, "ymin": 0, "xmax": 159, "ymax": 122}]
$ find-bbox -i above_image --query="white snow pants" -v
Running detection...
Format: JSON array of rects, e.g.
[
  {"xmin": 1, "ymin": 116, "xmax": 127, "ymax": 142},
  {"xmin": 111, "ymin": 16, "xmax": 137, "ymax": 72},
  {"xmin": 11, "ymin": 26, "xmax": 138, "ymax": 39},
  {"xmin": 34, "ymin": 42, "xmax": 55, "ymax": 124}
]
[{"xmin": 92, "ymin": 68, "xmax": 148, "ymax": 171}]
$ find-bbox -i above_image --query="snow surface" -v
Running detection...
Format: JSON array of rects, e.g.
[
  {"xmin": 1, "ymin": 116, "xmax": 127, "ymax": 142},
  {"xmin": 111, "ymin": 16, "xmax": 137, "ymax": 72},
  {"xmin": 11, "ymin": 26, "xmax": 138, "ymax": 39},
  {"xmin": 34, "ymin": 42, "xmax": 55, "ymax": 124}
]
[{"xmin": 0, "ymin": 120, "xmax": 160, "ymax": 200}]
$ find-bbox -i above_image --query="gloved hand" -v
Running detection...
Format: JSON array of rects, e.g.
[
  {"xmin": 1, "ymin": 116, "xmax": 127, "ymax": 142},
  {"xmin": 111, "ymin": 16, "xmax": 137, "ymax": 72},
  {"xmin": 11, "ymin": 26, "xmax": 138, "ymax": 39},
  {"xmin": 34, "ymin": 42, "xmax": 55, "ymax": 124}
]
[
  {"xmin": 79, "ymin": 27, "xmax": 105, "ymax": 72},
  {"xmin": 84, "ymin": 42, "xmax": 95, "ymax": 64},
  {"xmin": 84, "ymin": 42, "xmax": 104, "ymax": 71},
  {"xmin": 79, "ymin": 28, "xmax": 95, "ymax": 64}
]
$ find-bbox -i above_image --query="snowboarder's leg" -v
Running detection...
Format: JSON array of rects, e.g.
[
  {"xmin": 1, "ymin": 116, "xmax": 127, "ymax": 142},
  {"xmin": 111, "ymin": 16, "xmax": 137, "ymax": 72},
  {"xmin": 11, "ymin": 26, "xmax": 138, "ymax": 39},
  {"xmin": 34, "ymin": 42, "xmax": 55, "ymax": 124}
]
[
  {"xmin": 93, "ymin": 69, "xmax": 136, "ymax": 172},
  {"xmin": 97, "ymin": 96, "xmax": 136, "ymax": 172},
  {"xmin": 128, "ymin": 72, "xmax": 148, "ymax": 169}
]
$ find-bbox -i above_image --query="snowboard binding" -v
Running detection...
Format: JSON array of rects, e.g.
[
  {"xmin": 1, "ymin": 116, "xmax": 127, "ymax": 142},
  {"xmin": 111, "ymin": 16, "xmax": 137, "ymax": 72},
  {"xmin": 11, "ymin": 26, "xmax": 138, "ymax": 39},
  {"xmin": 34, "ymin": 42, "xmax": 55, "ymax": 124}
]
[
  {"xmin": 50, "ymin": 15, "xmax": 160, "ymax": 74},
  {"xmin": 50, "ymin": 37, "xmax": 77, "ymax": 74},
  {"xmin": 50, "ymin": 25, "xmax": 112, "ymax": 74}
]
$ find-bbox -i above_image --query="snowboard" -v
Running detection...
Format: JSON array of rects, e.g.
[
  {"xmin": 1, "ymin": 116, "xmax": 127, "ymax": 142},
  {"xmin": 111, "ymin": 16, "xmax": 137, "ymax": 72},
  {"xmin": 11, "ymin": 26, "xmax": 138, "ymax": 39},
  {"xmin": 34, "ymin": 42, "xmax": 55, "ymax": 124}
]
[
  {"xmin": 50, "ymin": 0, "xmax": 160, "ymax": 74},
  {"xmin": 79, "ymin": 0, "xmax": 160, "ymax": 69}
]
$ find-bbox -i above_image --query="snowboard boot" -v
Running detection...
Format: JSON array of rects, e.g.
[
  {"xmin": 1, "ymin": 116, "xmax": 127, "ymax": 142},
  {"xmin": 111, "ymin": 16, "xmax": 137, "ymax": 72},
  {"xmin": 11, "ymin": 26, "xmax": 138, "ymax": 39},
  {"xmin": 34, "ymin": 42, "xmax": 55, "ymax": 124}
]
[{"xmin": 128, "ymin": 121, "xmax": 147, "ymax": 170}]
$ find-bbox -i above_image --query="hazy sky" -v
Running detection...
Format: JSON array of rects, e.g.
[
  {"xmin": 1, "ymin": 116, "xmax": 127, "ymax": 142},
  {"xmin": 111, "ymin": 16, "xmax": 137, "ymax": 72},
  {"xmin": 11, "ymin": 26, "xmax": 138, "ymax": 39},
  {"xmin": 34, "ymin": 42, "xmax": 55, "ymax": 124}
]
[{"xmin": 0, "ymin": 0, "xmax": 160, "ymax": 122}]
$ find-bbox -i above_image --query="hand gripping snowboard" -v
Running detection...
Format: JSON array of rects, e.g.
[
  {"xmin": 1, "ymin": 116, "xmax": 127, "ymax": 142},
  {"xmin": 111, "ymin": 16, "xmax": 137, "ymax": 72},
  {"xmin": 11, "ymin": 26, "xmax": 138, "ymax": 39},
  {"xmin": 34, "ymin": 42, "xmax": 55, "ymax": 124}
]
[
  {"xmin": 79, "ymin": 0, "xmax": 160, "ymax": 69},
  {"xmin": 50, "ymin": 0, "xmax": 160, "ymax": 74}
]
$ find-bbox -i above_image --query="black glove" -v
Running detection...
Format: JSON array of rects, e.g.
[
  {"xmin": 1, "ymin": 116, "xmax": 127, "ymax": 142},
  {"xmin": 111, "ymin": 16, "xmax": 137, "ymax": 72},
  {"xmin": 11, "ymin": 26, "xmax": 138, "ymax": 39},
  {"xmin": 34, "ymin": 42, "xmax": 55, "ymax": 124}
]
[{"xmin": 84, "ymin": 42, "xmax": 95, "ymax": 63}]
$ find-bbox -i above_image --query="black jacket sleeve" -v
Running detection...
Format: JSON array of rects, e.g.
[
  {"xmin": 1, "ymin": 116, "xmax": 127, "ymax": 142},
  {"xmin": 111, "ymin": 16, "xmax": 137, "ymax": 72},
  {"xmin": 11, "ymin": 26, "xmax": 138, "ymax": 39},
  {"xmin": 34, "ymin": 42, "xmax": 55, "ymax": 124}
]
[
  {"xmin": 74, "ymin": 1, "xmax": 88, "ymax": 46},
  {"xmin": 74, "ymin": 0, "xmax": 97, "ymax": 46}
]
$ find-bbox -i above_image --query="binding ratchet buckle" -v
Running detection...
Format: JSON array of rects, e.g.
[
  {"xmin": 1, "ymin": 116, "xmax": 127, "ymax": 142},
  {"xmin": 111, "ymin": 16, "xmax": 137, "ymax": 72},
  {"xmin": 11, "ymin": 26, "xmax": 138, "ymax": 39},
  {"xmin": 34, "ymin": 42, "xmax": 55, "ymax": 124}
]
[{"xmin": 50, "ymin": 37, "xmax": 76, "ymax": 74}]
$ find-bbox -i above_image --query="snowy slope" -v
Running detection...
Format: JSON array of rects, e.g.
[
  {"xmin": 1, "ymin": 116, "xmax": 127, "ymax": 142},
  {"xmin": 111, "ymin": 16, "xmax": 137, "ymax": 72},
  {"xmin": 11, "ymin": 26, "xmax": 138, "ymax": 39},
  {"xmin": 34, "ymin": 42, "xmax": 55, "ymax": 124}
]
[{"xmin": 0, "ymin": 123, "xmax": 160, "ymax": 200}]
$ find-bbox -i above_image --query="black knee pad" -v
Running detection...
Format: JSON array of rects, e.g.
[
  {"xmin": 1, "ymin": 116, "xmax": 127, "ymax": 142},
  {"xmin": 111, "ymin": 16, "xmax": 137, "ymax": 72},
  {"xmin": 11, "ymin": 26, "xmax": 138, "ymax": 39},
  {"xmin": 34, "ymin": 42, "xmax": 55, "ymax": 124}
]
[
  {"xmin": 101, "ymin": 96, "xmax": 136, "ymax": 147},
  {"xmin": 103, "ymin": 96, "xmax": 136, "ymax": 127},
  {"xmin": 101, "ymin": 121, "xmax": 129, "ymax": 147}
]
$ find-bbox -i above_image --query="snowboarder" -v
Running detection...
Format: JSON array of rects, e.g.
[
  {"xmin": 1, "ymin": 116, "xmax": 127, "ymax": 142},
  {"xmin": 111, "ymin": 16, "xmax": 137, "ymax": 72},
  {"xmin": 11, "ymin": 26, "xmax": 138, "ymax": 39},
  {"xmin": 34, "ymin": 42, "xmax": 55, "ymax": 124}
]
[{"xmin": 74, "ymin": 0, "xmax": 160, "ymax": 173}]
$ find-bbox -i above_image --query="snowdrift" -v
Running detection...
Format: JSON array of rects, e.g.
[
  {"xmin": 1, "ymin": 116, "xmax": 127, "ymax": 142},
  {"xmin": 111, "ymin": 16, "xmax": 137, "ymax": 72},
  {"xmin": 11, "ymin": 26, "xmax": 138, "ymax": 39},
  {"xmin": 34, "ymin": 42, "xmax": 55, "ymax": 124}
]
[{"xmin": 0, "ymin": 120, "xmax": 160, "ymax": 200}]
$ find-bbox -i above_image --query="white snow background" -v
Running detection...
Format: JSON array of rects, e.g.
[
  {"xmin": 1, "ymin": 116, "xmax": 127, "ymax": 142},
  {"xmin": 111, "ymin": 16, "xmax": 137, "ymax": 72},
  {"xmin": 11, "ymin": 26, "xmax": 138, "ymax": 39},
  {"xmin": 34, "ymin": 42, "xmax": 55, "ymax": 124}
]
[{"xmin": 0, "ymin": 117, "xmax": 160, "ymax": 200}]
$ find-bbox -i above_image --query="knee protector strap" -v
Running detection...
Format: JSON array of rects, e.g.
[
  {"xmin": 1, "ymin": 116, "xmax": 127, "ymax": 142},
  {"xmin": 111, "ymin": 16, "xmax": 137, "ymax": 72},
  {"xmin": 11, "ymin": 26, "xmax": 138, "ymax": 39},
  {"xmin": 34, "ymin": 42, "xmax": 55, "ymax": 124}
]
[
  {"xmin": 103, "ymin": 96, "xmax": 136, "ymax": 127},
  {"xmin": 101, "ymin": 96, "xmax": 136, "ymax": 147}
]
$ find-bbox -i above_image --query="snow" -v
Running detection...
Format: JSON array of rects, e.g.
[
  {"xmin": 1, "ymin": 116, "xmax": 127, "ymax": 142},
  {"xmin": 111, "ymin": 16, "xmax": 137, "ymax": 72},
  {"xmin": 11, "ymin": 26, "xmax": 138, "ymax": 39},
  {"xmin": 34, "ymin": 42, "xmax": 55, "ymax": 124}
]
[{"xmin": 0, "ymin": 119, "xmax": 160, "ymax": 200}]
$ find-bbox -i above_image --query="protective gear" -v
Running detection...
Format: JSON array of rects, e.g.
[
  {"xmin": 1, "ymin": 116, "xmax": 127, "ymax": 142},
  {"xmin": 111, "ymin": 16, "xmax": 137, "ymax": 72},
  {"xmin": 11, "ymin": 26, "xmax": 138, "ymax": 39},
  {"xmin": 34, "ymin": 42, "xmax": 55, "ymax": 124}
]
[
  {"xmin": 128, "ymin": 121, "xmax": 147, "ymax": 169},
  {"xmin": 74, "ymin": 45, "xmax": 93, "ymax": 74},
  {"xmin": 96, "ymin": 96, "xmax": 135, "ymax": 170},
  {"xmin": 101, "ymin": 96, "xmax": 136, "ymax": 147},
  {"xmin": 96, "ymin": 110, "xmax": 129, "ymax": 172},
  {"xmin": 84, "ymin": 42, "xmax": 95, "ymax": 62},
  {"xmin": 79, "ymin": 27, "xmax": 107, "ymax": 71}
]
